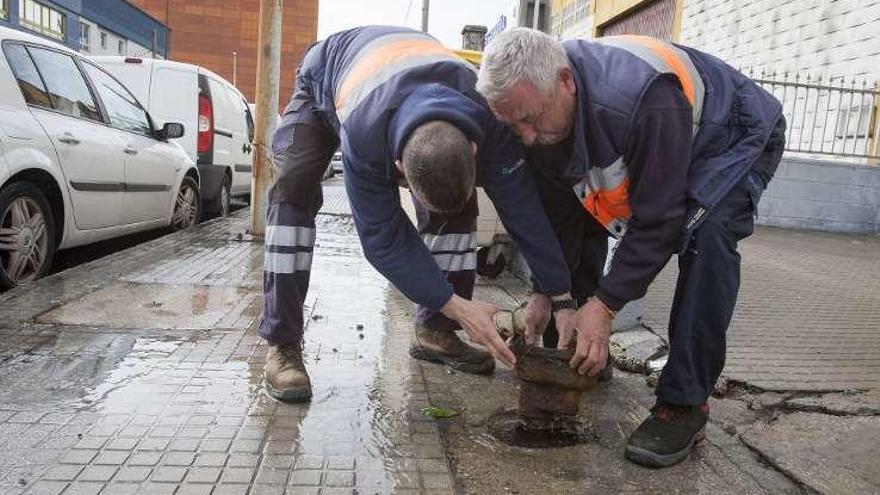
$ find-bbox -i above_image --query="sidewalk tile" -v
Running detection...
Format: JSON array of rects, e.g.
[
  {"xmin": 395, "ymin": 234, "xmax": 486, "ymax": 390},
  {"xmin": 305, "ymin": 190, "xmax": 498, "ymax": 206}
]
[
  {"xmin": 77, "ymin": 466, "xmax": 117, "ymax": 482},
  {"xmin": 149, "ymin": 467, "xmax": 186, "ymax": 483},
  {"xmin": 61, "ymin": 482, "xmax": 104, "ymax": 495},
  {"xmin": 42, "ymin": 465, "xmax": 82, "ymax": 481},
  {"xmin": 59, "ymin": 450, "xmax": 97, "ymax": 465},
  {"xmin": 288, "ymin": 470, "xmax": 321, "ymax": 486},
  {"xmin": 92, "ymin": 451, "xmax": 130, "ymax": 466},
  {"xmin": 219, "ymin": 467, "xmax": 254, "ymax": 484},
  {"xmin": 112, "ymin": 467, "xmax": 151, "ymax": 483},
  {"xmin": 23, "ymin": 480, "xmax": 66, "ymax": 495},
  {"xmin": 183, "ymin": 467, "xmax": 220, "ymax": 484}
]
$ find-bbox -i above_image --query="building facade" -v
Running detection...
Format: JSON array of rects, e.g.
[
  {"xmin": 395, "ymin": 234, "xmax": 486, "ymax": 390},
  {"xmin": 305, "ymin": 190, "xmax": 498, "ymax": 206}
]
[
  {"xmin": 0, "ymin": 0, "xmax": 169, "ymax": 57},
  {"xmin": 128, "ymin": 0, "xmax": 318, "ymax": 109},
  {"xmin": 549, "ymin": 0, "xmax": 591, "ymax": 39}
]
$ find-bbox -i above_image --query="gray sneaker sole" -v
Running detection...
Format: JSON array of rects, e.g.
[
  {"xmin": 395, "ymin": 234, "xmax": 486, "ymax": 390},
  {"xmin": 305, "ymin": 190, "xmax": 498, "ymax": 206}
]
[
  {"xmin": 624, "ymin": 427, "xmax": 705, "ymax": 468},
  {"xmin": 263, "ymin": 376, "xmax": 312, "ymax": 403},
  {"xmin": 409, "ymin": 346, "xmax": 495, "ymax": 375}
]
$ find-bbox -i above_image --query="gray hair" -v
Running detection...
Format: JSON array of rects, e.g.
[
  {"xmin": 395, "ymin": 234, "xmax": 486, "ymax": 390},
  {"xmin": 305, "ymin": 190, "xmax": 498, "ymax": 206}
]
[{"xmin": 476, "ymin": 27, "xmax": 570, "ymax": 104}]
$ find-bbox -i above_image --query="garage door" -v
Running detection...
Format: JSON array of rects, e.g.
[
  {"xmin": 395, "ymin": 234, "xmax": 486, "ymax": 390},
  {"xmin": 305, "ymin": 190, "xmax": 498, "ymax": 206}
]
[{"xmin": 599, "ymin": 0, "xmax": 676, "ymax": 40}]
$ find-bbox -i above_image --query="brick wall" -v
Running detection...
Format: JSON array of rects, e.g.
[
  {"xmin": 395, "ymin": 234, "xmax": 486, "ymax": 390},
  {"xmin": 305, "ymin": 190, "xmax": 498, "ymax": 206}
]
[
  {"xmin": 679, "ymin": 0, "xmax": 880, "ymax": 81},
  {"xmin": 129, "ymin": 0, "xmax": 317, "ymax": 112}
]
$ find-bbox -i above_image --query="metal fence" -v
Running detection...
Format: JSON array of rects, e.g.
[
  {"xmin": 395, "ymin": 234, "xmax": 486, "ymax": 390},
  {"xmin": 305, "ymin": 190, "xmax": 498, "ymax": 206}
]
[{"xmin": 746, "ymin": 68, "xmax": 880, "ymax": 160}]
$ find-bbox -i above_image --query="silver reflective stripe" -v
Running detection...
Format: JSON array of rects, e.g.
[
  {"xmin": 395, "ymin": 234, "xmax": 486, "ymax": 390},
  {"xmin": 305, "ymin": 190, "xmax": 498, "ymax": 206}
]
[
  {"xmin": 595, "ymin": 36, "xmax": 705, "ymax": 134},
  {"xmin": 422, "ymin": 232, "xmax": 476, "ymax": 253},
  {"xmin": 670, "ymin": 44, "xmax": 705, "ymax": 133},
  {"xmin": 433, "ymin": 252, "xmax": 477, "ymax": 272},
  {"xmin": 337, "ymin": 53, "xmax": 463, "ymax": 124},
  {"xmin": 265, "ymin": 226, "xmax": 316, "ymax": 248},
  {"xmin": 585, "ymin": 156, "xmax": 627, "ymax": 193},
  {"xmin": 334, "ymin": 32, "xmax": 433, "ymax": 97},
  {"xmin": 264, "ymin": 251, "xmax": 313, "ymax": 274}
]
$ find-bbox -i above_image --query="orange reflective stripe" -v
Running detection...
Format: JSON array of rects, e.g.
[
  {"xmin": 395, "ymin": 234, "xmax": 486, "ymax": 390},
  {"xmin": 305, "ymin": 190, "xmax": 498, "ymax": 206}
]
[
  {"xmin": 624, "ymin": 35, "xmax": 696, "ymax": 106},
  {"xmin": 335, "ymin": 39, "xmax": 454, "ymax": 113},
  {"xmin": 583, "ymin": 177, "xmax": 631, "ymax": 228}
]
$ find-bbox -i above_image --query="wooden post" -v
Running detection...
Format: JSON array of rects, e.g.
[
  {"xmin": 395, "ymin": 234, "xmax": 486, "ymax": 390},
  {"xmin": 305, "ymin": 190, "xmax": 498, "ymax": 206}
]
[
  {"xmin": 870, "ymin": 82, "xmax": 880, "ymax": 163},
  {"xmin": 250, "ymin": 0, "xmax": 283, "ymax": 236}
]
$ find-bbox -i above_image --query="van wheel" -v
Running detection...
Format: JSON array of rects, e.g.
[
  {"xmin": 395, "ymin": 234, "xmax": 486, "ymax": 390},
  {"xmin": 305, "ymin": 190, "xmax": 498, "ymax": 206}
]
[
  {"xmin": 0, "ymin": 182, "xmax": 56, "ymax": 289},
  {"xmin": 218, "ymin": 176, "xmax": 231, "ymax": 217},
  {"xmin": 172, "ymin": 177, "xmax": 201, "ymax": 231}
]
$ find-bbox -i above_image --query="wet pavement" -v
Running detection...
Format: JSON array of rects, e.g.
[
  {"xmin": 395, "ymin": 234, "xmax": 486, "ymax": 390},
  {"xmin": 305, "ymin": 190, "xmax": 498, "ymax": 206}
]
[{"xmin": 0, "ymin": 178, "xmax": 877, "ymax": 494}]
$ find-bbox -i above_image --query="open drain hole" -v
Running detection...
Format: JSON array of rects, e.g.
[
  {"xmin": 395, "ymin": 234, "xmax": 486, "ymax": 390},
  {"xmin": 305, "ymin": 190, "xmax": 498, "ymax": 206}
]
[{"xmin": 488, "ymin": 409, "xmax": 598, "ymax": 448}]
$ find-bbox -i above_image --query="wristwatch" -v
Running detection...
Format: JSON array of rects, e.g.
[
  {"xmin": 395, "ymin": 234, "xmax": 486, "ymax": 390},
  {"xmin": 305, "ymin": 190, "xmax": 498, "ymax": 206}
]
[{"xmin": 550, "ymin": 298, "xmax": 577, "ymax": 312}]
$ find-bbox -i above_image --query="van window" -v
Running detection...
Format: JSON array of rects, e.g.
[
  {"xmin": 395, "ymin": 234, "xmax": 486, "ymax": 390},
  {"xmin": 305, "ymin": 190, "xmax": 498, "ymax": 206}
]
[
  {"xmin": 207, "ymin": 78, "xmax": 230, "ymax": 131},
  {"xmin": 83, "ymin": 63, "xmax": 152, "ymax": 136},
  {"xmin": 3, "ymin": 43, "xmax": 52, "ymax": 109},
  {"xmin": 241, "ymin": 99, "xmax": 254, "ymax": 142},
  {"xmin": 27, "ymin": 47, "xmax": 100, "ymax": 122}
]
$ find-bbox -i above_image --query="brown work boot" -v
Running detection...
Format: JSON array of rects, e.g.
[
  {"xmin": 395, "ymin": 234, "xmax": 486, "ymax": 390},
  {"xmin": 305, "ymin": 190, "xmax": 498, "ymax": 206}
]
[
  {"xmin": 264, "ymin": 343, "xmax": 312, "ymax": 403},
  {"xmin": 410, "ymin": 325, "xmax": 495, "ymax": 374}
]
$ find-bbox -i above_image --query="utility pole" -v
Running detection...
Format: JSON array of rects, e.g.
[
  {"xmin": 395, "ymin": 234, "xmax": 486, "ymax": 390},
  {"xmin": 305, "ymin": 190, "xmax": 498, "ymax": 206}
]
[
  {"xmin": 531, "ymin": 0, "xmax": 541, "ymax": 29},
  {"xmin": 232, "ymin": 51, "xmax": 237, "ymax": 86},
  {"xmin": 250, "ymin": 0, "xmax": 283, "ymax": 237},
  {"xmin": 421, "ymin": 0, "xmax": 430, "ymax": 32}
]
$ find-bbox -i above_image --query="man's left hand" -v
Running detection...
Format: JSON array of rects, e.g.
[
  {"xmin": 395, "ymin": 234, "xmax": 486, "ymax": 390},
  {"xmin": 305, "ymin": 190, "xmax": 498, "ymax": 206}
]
[
  {"xmin": 523, "ymin": 294, "xmax": 552, "ymax": 345},
  {"xmin": 568, "ymin": 297, "xmax": 613, "ymax": 376}
]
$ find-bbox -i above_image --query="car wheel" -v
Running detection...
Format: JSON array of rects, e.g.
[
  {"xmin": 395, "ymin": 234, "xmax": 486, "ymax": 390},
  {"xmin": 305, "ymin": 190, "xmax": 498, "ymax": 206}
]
[
  {"xmin": 171, "ymin": 176, "xmax": 201, "ymax": 231},
  {"xmin": 476, "ymin": 245, "xmax": 506, "ymax": 279},
  {"xmin": 0, "ymin": 182, "xmax": 56, "ymax": 289},
  {"xmin": 218, "ymin": 176, "xmax": 231, "ymax": 217}
]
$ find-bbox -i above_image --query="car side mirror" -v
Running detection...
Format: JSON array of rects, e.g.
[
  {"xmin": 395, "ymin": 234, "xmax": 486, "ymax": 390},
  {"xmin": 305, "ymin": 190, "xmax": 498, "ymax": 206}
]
[{"xmin": 158, "ymin": 122, "xmax": 185, "ymax": 140}]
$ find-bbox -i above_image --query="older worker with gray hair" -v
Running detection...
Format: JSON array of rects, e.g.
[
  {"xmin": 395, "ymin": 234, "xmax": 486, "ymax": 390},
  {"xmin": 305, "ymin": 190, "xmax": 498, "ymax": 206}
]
[{"xmin": 476, "ymin": 27, "xmax": 786, "ymax": 467}]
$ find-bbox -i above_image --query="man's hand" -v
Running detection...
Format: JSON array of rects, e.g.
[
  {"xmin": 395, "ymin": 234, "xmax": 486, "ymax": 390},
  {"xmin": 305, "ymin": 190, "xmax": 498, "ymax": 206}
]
[
  {"xmin": 523, "ymin": 294, "xmax": 551, "ymax": 345},
  {"xmin": 567, "ymin": 297, "xmax": 613, "ymax": 376},
  {"xmin": 441, "ymin": 294, "xmax": 516, "ymax": 368},
  {"xmin": 554, "ymin": 308, "xmax": 577, "ymax": 348}
]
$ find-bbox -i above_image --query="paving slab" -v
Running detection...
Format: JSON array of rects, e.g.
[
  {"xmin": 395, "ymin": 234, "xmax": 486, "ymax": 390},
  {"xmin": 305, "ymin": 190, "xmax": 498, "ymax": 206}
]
[
  {"xmin": 610, "ymin": 328, "xmax": 668, "ymax": 374},
  {"xmin": 741, "ymin": 412, "xmax": 880, "ymax": 495},
  {"xmin": 783, "ymin": 390, "xmax": 880, "ymax": 416},
  {"xmin": 643, "ymin": 227, "xmax": 880, "ymax": 392}
]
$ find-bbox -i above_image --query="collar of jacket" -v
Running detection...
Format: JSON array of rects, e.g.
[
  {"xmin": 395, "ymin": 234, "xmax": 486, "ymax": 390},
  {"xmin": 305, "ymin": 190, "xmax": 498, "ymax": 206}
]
[
  {"xmin": 566, "ymin": 66, "xmax": 592, "ymax": 180},
  {"xmin": 386, "ymin": 83, "xmax": 486, "ymax": 180}
]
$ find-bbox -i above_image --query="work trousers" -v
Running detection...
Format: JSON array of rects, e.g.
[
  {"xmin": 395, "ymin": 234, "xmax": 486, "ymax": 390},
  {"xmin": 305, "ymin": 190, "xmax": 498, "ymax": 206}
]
[
  {"xmin": 527, "ymin": 118, "xmax": 786, "ymax": 405},
  {"xmin": 259, "ymin": 94, "xmax": 477, "ymax": 347}
]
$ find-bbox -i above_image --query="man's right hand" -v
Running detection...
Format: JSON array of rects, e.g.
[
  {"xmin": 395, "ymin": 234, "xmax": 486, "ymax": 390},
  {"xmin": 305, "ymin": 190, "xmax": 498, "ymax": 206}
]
[{"xmin": 441, "ymin": 294, "xmax": 516, "ymax": 368}]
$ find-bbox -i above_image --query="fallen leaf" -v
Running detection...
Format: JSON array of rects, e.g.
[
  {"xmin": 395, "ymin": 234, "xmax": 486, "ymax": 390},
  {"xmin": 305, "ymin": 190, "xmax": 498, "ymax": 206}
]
[{"xmin": 421, "ymin": 406, "xmax": 460, "ymax": 419}]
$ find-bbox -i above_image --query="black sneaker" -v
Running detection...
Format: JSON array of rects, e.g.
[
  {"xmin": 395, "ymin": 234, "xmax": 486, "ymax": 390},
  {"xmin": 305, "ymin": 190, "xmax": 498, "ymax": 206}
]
[{"xmin": 625, "ymin": 402, "xmax": 708, "ymax": 467}]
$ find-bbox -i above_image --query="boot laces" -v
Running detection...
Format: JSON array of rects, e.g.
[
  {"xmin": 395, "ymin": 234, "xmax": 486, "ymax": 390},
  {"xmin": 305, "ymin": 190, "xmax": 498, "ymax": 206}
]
[{"xmin": 275, "ymin": 344, "xmax": 305, "ymax": 366}]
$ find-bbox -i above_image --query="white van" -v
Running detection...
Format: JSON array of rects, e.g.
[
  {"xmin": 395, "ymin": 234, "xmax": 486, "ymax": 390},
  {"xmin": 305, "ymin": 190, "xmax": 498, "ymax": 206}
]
[{"xmin": 91, "ymin": 57, "xmax": 255, "ymax": 217}]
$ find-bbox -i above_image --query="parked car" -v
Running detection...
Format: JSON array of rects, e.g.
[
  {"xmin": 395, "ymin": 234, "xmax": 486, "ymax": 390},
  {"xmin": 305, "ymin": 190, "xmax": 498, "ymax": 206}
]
[
  {"xmin": 92, "ymin": 56, "xmax": 254, "ymax": 217},
  {"xmin": 328, "ymin": 150, "xmax": 344, "ymax": 178},
  {"xmin": 0, "ymin": 27, "xmax": 199, "ymax": 289}
]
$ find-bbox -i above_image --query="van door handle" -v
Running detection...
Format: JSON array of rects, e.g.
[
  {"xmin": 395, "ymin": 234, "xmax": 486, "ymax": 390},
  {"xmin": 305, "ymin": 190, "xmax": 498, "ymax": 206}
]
[
  {"xmin": 124, "ymin": 146, "xmax": 138, "ymax": 155},
  {"xmin": 57, "ymin": 133, "xmax": 80, "ymax": 145}
]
